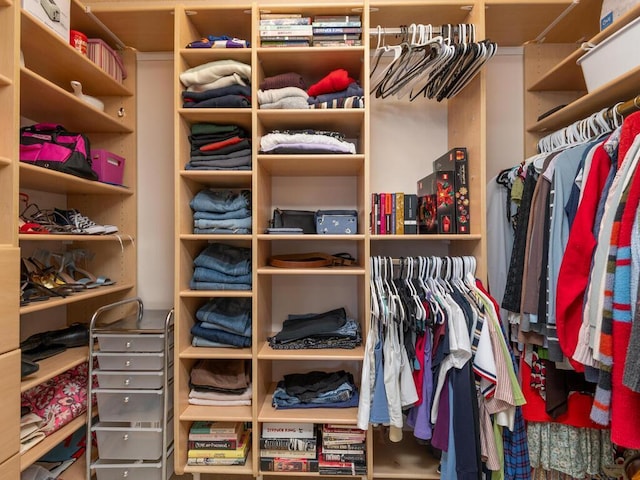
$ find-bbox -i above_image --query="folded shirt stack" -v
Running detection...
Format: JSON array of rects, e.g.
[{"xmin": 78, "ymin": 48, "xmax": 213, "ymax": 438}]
[
  {"xmin": 190, "ymin": 189, "xmax": 251, "ymax": 234},
  {"xmin": 268, "ymin": 307, "xmax": 362, "ymax": 350},
  {"xmin": 180, "ymin": 59, "xmax": 251, "ymax": 107},
  {"xmin": 306, "ymin": 69, "xmax": 364, "ymax": 109},
  {"xmin": 187, "ymin": 123, "xmax": 252, "ymax": 171},
  {"xmin": 191, "ymin": 297, "xmax": 252, "ymax": 349},
  {"xmin": 272, "ymin": 370, "xmax": 359, "ymax": 409},
  {"xmin": 190, "ymin": 242, "xmax": 252, "ymax": 291},
  {"xmin": 189, "ymin": 359, "xmax": 252, "ymax": 406},
  {"xmin": 260, "ymin": 129, "xmax": 356, "ymax": 154},
  {"xmin": 257, "ymin": 86, "xmax": 309, "ymax": 110},
  {"xmin": 186, "ymin": 34, "xmax": 250, "ymax": 49}
]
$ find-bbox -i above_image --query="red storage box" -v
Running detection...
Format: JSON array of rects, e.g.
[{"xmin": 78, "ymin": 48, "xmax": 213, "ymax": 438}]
[
  {"xmin": 87, "ymin": 38, "xmax": 127, "ymax": 83},
  {"xmin": 91, "ymin": 149, "xmax": 125, "ymax": 185}
]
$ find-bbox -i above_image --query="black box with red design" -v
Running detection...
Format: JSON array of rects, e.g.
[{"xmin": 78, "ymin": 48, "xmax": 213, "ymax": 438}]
[{"xmin": 432, "ymin": 147, "xmax": 470, "ymax": 234}]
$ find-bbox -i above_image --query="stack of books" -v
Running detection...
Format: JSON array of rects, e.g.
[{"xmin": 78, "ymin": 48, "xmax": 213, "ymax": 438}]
[
  {"xmin": 371, "ymin": 192, "xmax": 418, "ymax": 235},
  {"xmin": 259, "ymin": 422, "xmax": 319, "ymax": 472},
  {"xmin": 187, "ymin": 421, "xmax": 250, "ymax": 466},
  {"xmin": 319, "ymin": 424, "xmax": 367, "ymax": 475},
  {"xmin": 312, "ymin": 15, "xmax": 362, "ymax": 47},
  {"xmin": 259, "ymin": 13, "xmax": 313, "ymax": 48}
]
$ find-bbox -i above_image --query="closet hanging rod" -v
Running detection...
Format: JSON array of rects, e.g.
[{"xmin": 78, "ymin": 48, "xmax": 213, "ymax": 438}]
[
  {"xmin": 532, "ymin": 0, "xmax": 580, "ymax": 44},
  {"xmin": 607, "ymin": 94, "xmax": 640, "ymax": 120},
  {"xmin": 369, "ymin": 25, "xmax": 474, "ymax": 36}
]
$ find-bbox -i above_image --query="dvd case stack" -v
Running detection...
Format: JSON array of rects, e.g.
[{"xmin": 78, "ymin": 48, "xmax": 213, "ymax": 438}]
[
  {"xmin": 259, "ymin": 13, "xmax": 313, "ymax": 48},
  {"xmin": 318, "ymin": 424, "xmax": 367, "ymax": 475},
  {"xmin": 259, "ymin": 422, "xmax": 319, "ymax": 472},
  {"xmin": 312, "ymin": 15, "xmax": 362, "ymax": 47},
  {"xmin": 187, "ymin": 421, "xmax": 251, "ymax": 466}
]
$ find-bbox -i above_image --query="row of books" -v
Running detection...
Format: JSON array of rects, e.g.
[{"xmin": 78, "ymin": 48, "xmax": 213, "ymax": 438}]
[
  {"xmin": 371, "ymin": 192, "xmax": 418, "ymax": 235},
  {"xmin": 259, "ymin": 13, "xmax": 362, "ymax": 48},
  {"xmin": 187, "ymin": 421, "xmax": 250, "ymax": 466}
]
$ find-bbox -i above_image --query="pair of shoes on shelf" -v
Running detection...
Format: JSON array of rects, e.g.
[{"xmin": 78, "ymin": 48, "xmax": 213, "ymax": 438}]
[
  {"xmin": 58, "ymin": 250, "xmax": 116, "ymax": 288},
  {"xmin": 21, "ymin": 257, "xmax": 77, "ymax": 298},
  {"xmin": 21, "ymin": 323, "xmax": 89, "ymax": 363},
  {"xmin": 54, "ymin": 208, "xmax": 118, "ymax": 235}
]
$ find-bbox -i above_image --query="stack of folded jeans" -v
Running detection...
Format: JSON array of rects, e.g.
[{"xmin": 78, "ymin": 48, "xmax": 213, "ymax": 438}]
[
  {"xmin": 190, "ymin": 189, "xmax": 251, "ymax": 234},
  {"xmin": 190, "ymin": 243, "xmax": 251, "ymax": 291},
  {"xmin": 191, "ymin": 297, "xmax": 252, "ymax": 348},
  {"xmin": 189, "ymin": 359, "xmax": 252, "ymax": 406},
  {"xmin": 272, "ymin": 370, "xmax": 359, "ymax": 409},
  {"xmin": 180, "ymin": 59, "xmax": 251, "ymax": 108},
  {"xmin": 308, "ymin": 82, "xmax": 365, "ymax": 109},
  {"xmin": 187, "ymin": 123, "xmax": 252, "ymax": 171},
  {"xmin": 268, "ymin": 307, "xmax": 361, "ymax": 350}
]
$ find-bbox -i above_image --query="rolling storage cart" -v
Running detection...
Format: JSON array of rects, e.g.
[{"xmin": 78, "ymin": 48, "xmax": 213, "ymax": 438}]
[{"xmin": 86, "ymin": 298, "xmax": 174, "ymax": 480}]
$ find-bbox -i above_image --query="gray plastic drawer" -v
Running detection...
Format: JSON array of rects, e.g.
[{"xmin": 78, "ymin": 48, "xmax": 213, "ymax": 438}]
[
  {"xmin": 95, "ymin": 370, "xmax": 164, "ymax": 389},
  {"xmin": 93, "ymin": 420, "xmax": 174, "ymax": 460},
  {"xmin": 96, "ymin": 333, "xmax": 167, "ymax": 352},
  {"xmin": 95, "ymin": 352, "xmax": 165, "ymax": 371},
  {"xmin": 95, "ymin": 389, "xmax": 164, "ymax": 423},
  {"xmin": 93, "ymin": 454, "xmax": 174, "ymax": 480}
]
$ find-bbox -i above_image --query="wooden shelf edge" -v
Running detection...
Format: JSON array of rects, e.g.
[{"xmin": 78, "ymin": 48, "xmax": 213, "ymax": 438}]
[
  {"xmin": 179, "ymin": 404, "xmax": 253, "ymax": 422},
  {"xmin": 183, "ymin": 458, "xmax": 253, "ymax": 475},
  {"xmin": 19, "ymin": 283, "xmax": 135, "ymax": 315},
  {"xmin": 257, "ymin": 341, "xmax": 365, "ymax": 360},
  {"xmin": 370, "ymin": 234, "xmax": 481, "ymax": 241},
  {"xmin": 179, "ymin": 289, "xmax": 253, "ymax": 298},
  {"xmin": 21, "ymin": 347, "xmax": 88, "ymax": 392},
  {"xmin": 20, "ymin": 162, "xmax": 134, "ymax": 195},
  {"xmin": 257, "ymin": 46, "xmax": 365, "ymax": 54},
  {"xmin": 257, "ymin": 266, "xmax": 365, "ymax": 275},
  {"xmin": 0, "ymin": 155, "xmax": 11, "ymax": 166},
  {"xmin": 257, "ymin": 234, "xmax": 366, "ymax": 241},
  {"xmin": 179, "ymin": 345, "xmax": 252, "ymax": 359},
  {"xmin": 179, "ymin": 234, "xmax": 253, "ymax": 241},
  {"xmin": 19, "ymin": 233, "xmax": 136, "ymax": 242},
  {"xmin": 20, "ymin": 413, "xmax": 89, "ymax": 471},
  {"xmin": 0, "ymin": 72, "xmax": 12, "ymax": 86}
]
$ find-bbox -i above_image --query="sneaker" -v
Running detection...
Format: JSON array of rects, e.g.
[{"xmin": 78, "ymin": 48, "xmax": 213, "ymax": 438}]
[{"xmin": 55, "ymin": 208, "xmax": 108, "ymax": 234}]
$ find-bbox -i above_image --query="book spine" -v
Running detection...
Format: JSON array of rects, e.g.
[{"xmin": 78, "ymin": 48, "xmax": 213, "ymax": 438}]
[
  {"xmin": 313, "ymin": 15, "xmax": 361, "ymax": 23},
  {"xmin": 312, "ymin": 27, "xmax": 362, "ymax": 35},
  {"xmin": 261, "ymin": 423, "xmax": 315, "ymax": 438},
  {"xmin": 260, "ymin": 458, "xmax": 319, "ymax": 472},
  {"xmin": 404, "ymin": 194, "xmax": 417, "ymax": 234},
  {"xmin": 260, "ymin": 17, "xmax": 311, "ymax": 25},
  {"xmin": 187, "ymin": 450, "xmax": 246, "ymax": 459},
  {"xmin": 259, "ymin": 437, "xmax": 317, "ymax": 451},
  {"xmin": 385, "ymin": 193, "xmax": 392, "ymax": 234},
  {"xmin": 454, "ymin": 149, "xmax": 470, "ymax": 234},
  {"xmin": 260, "ymin": 449, "xmax": 317, "ymax": 459},
  {"xmin": 261, "ymin": 35, "xmax": 312, "ymax": 41},
  {"xmin": 322, "ymin": 452, "xmax": 366, "ymax": 463},
  {"xmin": 188, "ymin": 433, "xmax": 239, "ymax": 441},
  {"xmin": 187, "ymin": 457, "xmax": 246, "ymax": 466},
  {"xmin": 379, "ymin": 193, "xmax": 386, "ymax": 235},
  {"xmin": 312, "ymin": 21, "xmax": 362, "ymax": 27},
  {"xmin": 396, "ymin": 192, "xmax": 405, "ymax": 234},
  {"xmin": 188, "ymin": 439, "xmax": 237, "ymax": 450},
  {"xmin": 391, "ymin": 193, "xmax": 396, "ymax": 234},
  {"xmin": 260, "ymin": 13, "xmax": 303, "ymax": 19}
]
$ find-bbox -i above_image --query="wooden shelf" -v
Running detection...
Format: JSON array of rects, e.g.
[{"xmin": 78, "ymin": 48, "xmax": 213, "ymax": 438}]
[
  {"xmin": 19, "ymin": 163, "xmax": 133, "ymax": 194},
  {"xmin": 257, "ymin": 234, "xmax": 366, "ymax": 241},
  {"xmin": 20, "ymin": 413, "xmax": 89, "ymax": 471},
  {"xmin": 179, "ymin": 108, "xmax": 252, "ymax": 131},
  {"xmin": 485, "ymin": 0, "xmax": 601, "ymax": 47},
  {"xmin": 257, "ymin": 155, "xmax": 365, "ymax": 176},
  {"xmin": 529, "ymin": 65, "xmax": 640, "ymax": 133},
  {"xmin": 258, "ymin": 385, "xmax": 358, "ymax": 424},
  {"xmin": 180, "ymin": 48, "xmax": 253, "ymax": 68},
  {"xmin": 183, "ymin": 456, "xmax": 253, "ymax": 476},
  {"xmin": 0, "ymin": 0, "xmax": 11, "ymax": 7},
  {"xmin": 180, "ymin": 234, "xmax": 253, "ymax": 241},
  {"xmin": 179, "ymin": 289, "xmax": 253, "ymax": 298},
  {"xmin": 180, "ymin": 170, "xmax": 253, "ymax": 188},
  {"xmin": 21, "ymin": 9, "xmax": 132, "ymax": 97},
  {"xmin": 21, "ymin": 347, "xmax": 88, "ymax": 392},
  {"xmin": 76, "ymin": 3, "xmax": 176, "ymax": 52},
  {"xmin": 0, "ymin": 155, "xmax": 11, "ymax": 166},
  {"xmin": 258, "ymin": 341, "xmax": 364, "ymax": 360},
  {"xmin": 257, "ymin": 47, "xmax": 365, "ymax": 81},
  {"xmin": 19, "ymin": 283, "xmax": 134, "ymax": 315},
  {"xmin": 179, "ymin": 345, "xmax": 252, "ymax": 359},
  {"xmin": 20, "ymin": 68, "xmax": 133, "ymax": 134},
  {"xmin": 179, "ymin": 404, "xmax": 252, "ymax": 422},
  {"xmin": 258, "ymin": 110, "xmax": 364, "ymax": 138},
  {"xmin": 0, "ymin": 72, "xmax": 11, "ymax": 86},
  {"xmin": 529, "ymin": 3, "xmax": 640, "ymax": 92},
  {"xmin": 370, "ymin": 234, "xmax": 482, "ymax": 241},
  {"xmin": 257, "ymin": 265, "xmax": 365, "ymax": 275},
  {"xmin": 370, "ymin": 1, "xmax": 473, "ymax": 30},
  {"xmin": 371, "ymin": 433, "xmax": 439, "ymax": 479},
  {"xmin": 19, "ymin": 233, "xmax": 135, "ymax": 242}
]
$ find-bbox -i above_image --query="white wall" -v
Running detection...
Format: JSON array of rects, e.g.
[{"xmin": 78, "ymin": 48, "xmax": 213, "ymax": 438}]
[{"xmin": 136, "ymin": 53, "xmax": 174, "ymax": 310}]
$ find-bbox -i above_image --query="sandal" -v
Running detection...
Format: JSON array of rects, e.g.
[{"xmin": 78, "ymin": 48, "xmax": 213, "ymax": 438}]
[
  {"xmin": 32, "ymin": 250, "xmax": 87, "ymax": 292},
  {"xmin": 64, "ymin": 250, "xmax": 115, "ymax": 288},
  {"xmin": 21, "ymin": 258, "xmax": 75, "ymax": 297}
]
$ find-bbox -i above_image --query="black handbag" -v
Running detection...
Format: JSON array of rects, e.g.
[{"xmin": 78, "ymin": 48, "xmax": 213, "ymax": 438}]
[{"xmin": 271, "ymin": 208, "xmax": 316, "ymax": 234}]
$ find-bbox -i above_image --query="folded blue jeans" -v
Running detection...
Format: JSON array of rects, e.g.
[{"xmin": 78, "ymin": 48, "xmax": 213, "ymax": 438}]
[
  {"xmin": 194, "ymin": 228, "xmax": 251, "ymax": 234},
  {"xmin": 192, "ymin": 267, "xmax": 252, "ymax": 284},
  {"xmin": 189, "ymin": 189, "xmax": 251, "ymax": 214},
  {"xmin": 194, "ymin": 216, "xmax": 252, "ymax": 230},
  {"xmin": 199, "ymin": 318, "xmax": 251, "ymax": 338},
  {"xmin": 193, "ymin": 243, "xmax": 251, "ymax": 276},
  {"xmin": 272, "ymin": 381, "xmax": 355, "ymax": 406},
  {"xmin": 194, "ymin": 208, "xmax": 251, "ymax": 220},
  {"xmin": 190, "ymin": 280, "xmax": 251, "ymax": 291},
  {"xmin": 274, "ymin": 391, "xmax": 360, "ymax": 409},
  {"xmin": 192, "ymin": 336, "xmax": 232, "ymax": 348},
  {"xmin": 191, "ymin": 322, "xmax": 252, "ymax": 347},
  {"xmin": 196, "ymin": 298, "xmax": 252, "ymax": 336}
]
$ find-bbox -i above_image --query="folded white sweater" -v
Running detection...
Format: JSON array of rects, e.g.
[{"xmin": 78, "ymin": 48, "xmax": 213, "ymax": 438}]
[{"xmin": 180, "ymin": 59, "xmax": 251, "ymax": 88}]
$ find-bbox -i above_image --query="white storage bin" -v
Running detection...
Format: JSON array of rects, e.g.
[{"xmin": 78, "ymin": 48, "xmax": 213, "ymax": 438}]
[
  {"xmin": 95, "ymin": 369, "xmax": 164, "ymax": 389},
  {"xmin": 96, "ymin": 333, "xmax": 166, "ymax": 352},
  {"xmin": 95, "ymin": 389, "xmax": 164, "ymax": 422},
  {"xmin": 577, "ymin": 16, "xmax": 640, "ymax": 92},
  {"xmin": 95, "ymin": 351, "xmax": 165, "ymax": 371},
  {"xmin": 93, "ymin": 420, "xmax": 174, "ymax": 460},
  {"xmin": 93, "ymin": 454, "xmax": 174, "ymax": 480}
]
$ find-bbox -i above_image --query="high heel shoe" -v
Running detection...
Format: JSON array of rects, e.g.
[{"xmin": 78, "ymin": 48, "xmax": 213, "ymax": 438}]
[
  {"xmin": 62, "ymin": 250, "xmax": 115, "ymax": 288},
  {"xmin": 21, "ymin": 258, "xmax": 74, "ymax": 297},
  {"xmin": 32, "ymin": 249, "xmax": 86, "ymax": 291}
]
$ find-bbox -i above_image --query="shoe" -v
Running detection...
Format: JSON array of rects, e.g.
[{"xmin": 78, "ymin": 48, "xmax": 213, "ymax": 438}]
[
  {"xmin": 21, "ymin": 359, "xmax": 40, "ymax": 378},
  {"xmin": 54, "ymin": 208, "xmax": 118, "ymax": 234},
  {"xmin": 20, "ymin": 323, "xmax": 89, "ymax": 352}
]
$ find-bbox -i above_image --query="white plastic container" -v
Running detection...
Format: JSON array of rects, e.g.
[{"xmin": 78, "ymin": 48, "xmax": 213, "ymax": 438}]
[
  {"xmin": 577, "ymin": 15, "xmax": 640, "ymax": 92},
  {"xmin": 92, "ymin": 420, "xmax": 174, "ymax": 460}
]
